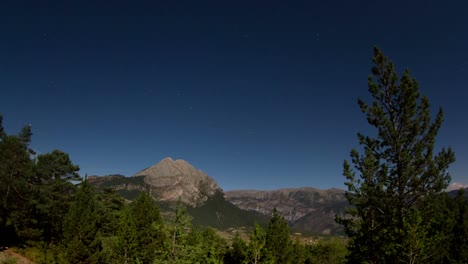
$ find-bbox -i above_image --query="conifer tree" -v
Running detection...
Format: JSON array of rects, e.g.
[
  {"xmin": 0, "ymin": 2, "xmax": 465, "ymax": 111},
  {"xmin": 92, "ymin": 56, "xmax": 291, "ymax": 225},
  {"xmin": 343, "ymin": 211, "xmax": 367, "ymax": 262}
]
[
  {"xmin": 337, "ymin": 47, "xmax": 455, "ymax": 263},
  {"xmin": 189, "ymin": 227, "xmax": 227, "ymax": 264},
  {"xmin": 224, "ymin": 232, "xmax": 248, "ymax": 264},
  {"xmin": 0, "ymin": 115, "xmax": 80, "ymax": 245},
  {"xmin": 62, "ymin": 179, "xmax": 101, "ymax": 264},
  {"xmin": 115, "ymin": 205, "xmax": 139, "ymax": 264},
  {"xmin": 96, "ymin": 188, "xmax": 125, "ymax": 237},
  {"xmin": 128, "ymin": 192, "xmax": 167, "ymax": 263},
  {"xmin": 265, "ymin": 208, "xmax": 293, "ymax": 263},
  {"xmin": 31, "ymin": 150, "xmax": 80, "ymax": 241},
  {"xmin": 0, "ymin": 116, "xmax": 35, "ymax": 244}
]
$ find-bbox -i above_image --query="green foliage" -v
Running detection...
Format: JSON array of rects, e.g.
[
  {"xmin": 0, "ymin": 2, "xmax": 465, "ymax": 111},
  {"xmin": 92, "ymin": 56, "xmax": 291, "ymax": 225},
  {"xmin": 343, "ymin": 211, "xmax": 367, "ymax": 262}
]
[
  {"xmin": 164, "ymin": 199, "xmax": 194, "ymax": 263},
  {"xmin": 18, "ymin": 242, "xmax": 67, "ymax": 264},
  {"xmin": 0, "ymin": 257, "xmax": 17, "ymax": 264},
  {"xmin": 99, "ymin": 192, "xmax": 168, "ymax": 263},
  {"xmin": 29, "ymin": 151, "xmax": 80, "ymax": 241},
  {"xmin": 62, "ymin": 180, "xmax": 101, "ymax": 264},
  {"xmin": 305, "ymin": 238, "xmax": 347, "ymax": 264},
  {"xmin": 129, "ymin": 192, "xmax": 167, "ymax": 263},
  {"xmin": 95, "ymin": 188, "xmax": 125, "ymax": 236},
  {"xmin": 185, "ymin": 227, "xmax": 227, "ymax": 264},
  {"xmin": 290, "ymin": 240, "xmax": 306, "ymax": 264},
  {"xmin": 0, "ymin": 119, "xmax": 35, "ymax": 244},
  {"xmin": 265, "ymin": 208, "xmax": 293, "ymax": 263},
  {"xmin": 337, "ymin": 47, "xmax": 456, "ymax": 263},
  {"xmin": 188, "ymin": 191, "xmax": 269, "ymax": 230},
  {"xmin": 442, "ymin": 189, "xmax": 468, "ymax": 263},
  {"xmin": 0, "ymin": 115, "xmax": 80, "ymax": 245},
  {"xmin": 203, "ymin": 227, "xmax": 227, "ymax": 263},
  {"xmin": 246, "ymin": 224, "xmax": 267, "ymax": 264},
  {"xmin": 224, "ymin": 232, "xmax": 248, "ymax": 264}
]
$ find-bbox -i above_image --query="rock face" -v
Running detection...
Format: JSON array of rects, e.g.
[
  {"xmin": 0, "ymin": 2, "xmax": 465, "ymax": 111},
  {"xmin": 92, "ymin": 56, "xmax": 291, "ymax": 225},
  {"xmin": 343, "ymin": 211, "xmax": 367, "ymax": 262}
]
[
  {"xmin": 225, "ymin": 187, "xmax": 347, "ymax": 234},
  {"xmin": 88, "ymin": 174, "xmax": 148, "ymax": 200},
  {"xmin": 134, "ymin": 157, "xmax": 222, "ymax": 207}
]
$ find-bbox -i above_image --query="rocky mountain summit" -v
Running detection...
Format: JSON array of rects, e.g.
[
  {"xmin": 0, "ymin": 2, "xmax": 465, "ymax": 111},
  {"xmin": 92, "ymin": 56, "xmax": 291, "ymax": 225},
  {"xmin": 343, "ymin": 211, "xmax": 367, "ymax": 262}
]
[{"xmin": 134, "ymin": 157, "xmax": 223, "ymax": 206}]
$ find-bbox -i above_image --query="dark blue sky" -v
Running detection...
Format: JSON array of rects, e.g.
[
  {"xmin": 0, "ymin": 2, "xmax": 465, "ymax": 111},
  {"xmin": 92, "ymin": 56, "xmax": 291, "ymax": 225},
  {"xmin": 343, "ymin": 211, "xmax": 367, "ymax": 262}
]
[{"xmin": 1, "ymin": 0, "xmax": 467, "ymax": 190}]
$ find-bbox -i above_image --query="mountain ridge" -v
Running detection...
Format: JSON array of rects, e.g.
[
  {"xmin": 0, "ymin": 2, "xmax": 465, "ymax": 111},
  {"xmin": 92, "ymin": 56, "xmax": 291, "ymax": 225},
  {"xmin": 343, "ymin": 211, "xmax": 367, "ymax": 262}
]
[
  {"xmin": 225, "ymin": 187, "xmax": 347, "ymax": 234},
  {"xmin": 88, "ymin": 157, "xmax": 349, "ymax": 234}
]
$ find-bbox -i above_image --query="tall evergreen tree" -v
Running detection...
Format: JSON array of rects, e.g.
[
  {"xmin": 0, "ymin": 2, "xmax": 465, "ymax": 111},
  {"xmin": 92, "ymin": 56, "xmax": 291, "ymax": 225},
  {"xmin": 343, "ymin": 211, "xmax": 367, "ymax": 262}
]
[
  {"xmin": 115, "ymin": 205, "xmax": 139, "ymax": 264},
  {"xmin": 0, "ymin": 116, "xmax": 39, "ymax": 245},
  {"xmin": 30, "ymin": 150, "xmax": 80, "ymax": 241},
  {"xmin": 337, "ymin": 47, "xmax": 455, "ymax": 263},
  {"xmin": 224, "ymin": 232, "xmax": 248, "ymax": 264},
  {"xmin": 96, "ymin": 188, "xmax": 125, "ymax": 237},
  {"xmin": 265, "ymin": 208, "xmax": 293, "ymax": 264},
  {"xmin": 0, "ymin": 115, "xmax": 81, "ymax": 245},
  {"xmin": 128, "ymin": 192, "xmax": 167, "ymax": 263},
  {"xmin": 62, "ymin": 179, "xmax": 101, "ymax": 264}
]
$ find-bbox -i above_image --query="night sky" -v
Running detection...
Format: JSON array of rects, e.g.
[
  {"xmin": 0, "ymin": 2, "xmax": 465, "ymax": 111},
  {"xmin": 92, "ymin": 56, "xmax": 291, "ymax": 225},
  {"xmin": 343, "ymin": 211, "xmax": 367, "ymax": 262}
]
[{"xmin": 1, "ymin": 1, "xmax": 467, "ymax": 190}]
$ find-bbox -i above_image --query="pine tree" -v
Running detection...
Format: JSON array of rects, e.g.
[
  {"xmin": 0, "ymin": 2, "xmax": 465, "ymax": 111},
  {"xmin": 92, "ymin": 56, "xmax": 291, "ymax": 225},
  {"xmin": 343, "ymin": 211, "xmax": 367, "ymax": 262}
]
[
  {"xmin": 337, "ymin": 47, "xmax": 455, "ymax": 263},
  {"xmin": 128, "ymin": 192, "xmax": 167, "ymax": 263},
  {"xmin": 96, "ymin": 188, "xmax": 125, "ymax": 237},
  {"xmin": 62, "ymin": 179, "xmax": 101, "ymax": 264},
  {"xmin": 30, "ymin": 150, "xmax": 81, "ymax": 241},
  {"xmin": 0, "ymin": 115, "xmax": 82, "ymax": 245},
  {"xmin": 0, "ymin": 116, "xmax": 40, "ymax": 245},
  {"xmin": 224, "ymin": 232, "xmax": 248, "ymax": 264},
  {"xmin": 193, "ymin": 227, "xmax": 227, "ymax": 264},
  {"xmin": 116, "ymin": 205, "xmax": 139, "ymax": 264},
  {"xmin": 265, "ymin": 208, "xmax": 293, "ymax": 263}
]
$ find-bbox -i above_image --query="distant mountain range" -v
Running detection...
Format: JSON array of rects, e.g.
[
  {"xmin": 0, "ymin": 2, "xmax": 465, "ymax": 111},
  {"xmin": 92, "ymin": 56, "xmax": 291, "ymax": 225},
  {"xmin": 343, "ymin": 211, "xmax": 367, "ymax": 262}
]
[
  {"xmin": 225, "ymin": 188, "xmax": 347, "ymax": 235},
  {"xmin": 88, "ymin": 157, "xmax": 348, "ymax": 235},
  {"xmin": 88, "ymin": 157, "xmax": 466, "ymax": 235}
]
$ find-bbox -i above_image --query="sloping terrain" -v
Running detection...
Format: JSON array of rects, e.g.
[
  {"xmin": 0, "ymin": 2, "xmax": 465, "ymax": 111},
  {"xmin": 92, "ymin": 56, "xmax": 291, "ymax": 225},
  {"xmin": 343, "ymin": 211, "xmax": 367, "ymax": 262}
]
[
  {"xmin": 188, "ymin": 191, "xmax": 269, "ymax": 229},
  {"xmin": 225, "ymin": 187, "xmax": 348, "ymax": 234},
  {"xmin": 88, "ymin": 174, "xmax": 147, "ymax": 200},
  {"xmin": 88, "ymin": 158, "xmax": 269, "ymax": 229},
  {"xmin": 89, "ymin": 158, "xmax": 349, "ymax": 234},
  {"xmin": 0, "ymin": 248, "xmax": 34, "ymax": 264}
]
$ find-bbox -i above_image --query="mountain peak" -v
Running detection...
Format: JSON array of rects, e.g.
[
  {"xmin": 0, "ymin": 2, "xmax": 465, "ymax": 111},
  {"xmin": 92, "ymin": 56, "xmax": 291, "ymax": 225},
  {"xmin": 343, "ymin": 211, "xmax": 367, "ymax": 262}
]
[
  {"xmin": 136, "ymin": 157, "xmax": 198, "ymax": 178},
  {"xmin": 161, "ymin": 157, "xmax": 174, "ymax": 163},
  {"xmin": 134, "ymin": 158, "xmax": 222, "ymax": 206}
]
